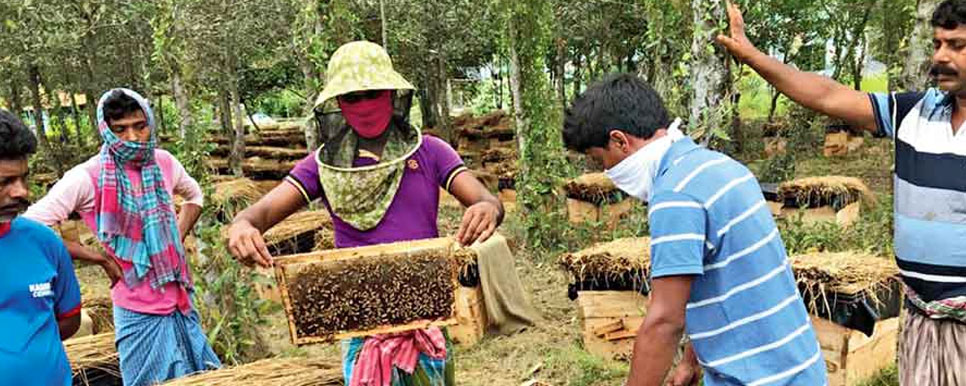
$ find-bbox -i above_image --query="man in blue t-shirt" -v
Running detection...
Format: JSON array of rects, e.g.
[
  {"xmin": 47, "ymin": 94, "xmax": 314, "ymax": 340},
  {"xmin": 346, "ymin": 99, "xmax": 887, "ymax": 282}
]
[
  {"xmin": 0, "ymin": 109, "xmax": 82, "ymax": 386},
  {"xmin": 562, "ymin": 74, "xmax": 826, "ymax": 385}
]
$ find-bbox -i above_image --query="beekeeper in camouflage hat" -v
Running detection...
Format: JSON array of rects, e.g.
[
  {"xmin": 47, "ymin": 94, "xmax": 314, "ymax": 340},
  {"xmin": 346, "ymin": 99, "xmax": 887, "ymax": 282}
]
[
  {"xmin": 314, "ymin": 40, "xmax": 415, "ymax": 110},
  {"xmin": 227, "ymin": 40, "xmax": 507, "ymax": 386}
]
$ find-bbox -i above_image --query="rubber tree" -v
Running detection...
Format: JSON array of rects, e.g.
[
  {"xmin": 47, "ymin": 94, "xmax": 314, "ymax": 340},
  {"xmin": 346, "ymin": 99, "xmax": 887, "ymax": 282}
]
[
  {"xmin": 503, "ymin": 0, "xmax": 571, "ymax": 251},
  {"xmin": 900, "ymin": 0, "xmax": 942, "ymax": 91},
  {"xmin": 690, "ymin": 0, "xmax": 733, "ymax": 147}
]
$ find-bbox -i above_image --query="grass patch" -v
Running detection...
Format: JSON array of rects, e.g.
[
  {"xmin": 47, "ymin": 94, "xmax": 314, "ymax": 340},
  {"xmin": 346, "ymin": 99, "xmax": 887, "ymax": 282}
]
[{"xmin": 858, "ymin": 365, "xmax": 899, "ymax": 386}]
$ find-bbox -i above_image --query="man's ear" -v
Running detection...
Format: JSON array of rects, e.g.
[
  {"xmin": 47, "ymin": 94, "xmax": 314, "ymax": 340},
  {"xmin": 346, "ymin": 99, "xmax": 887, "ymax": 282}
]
[{"xmin": 608, "ymin": 130, "xmax": 628, "ymax": 152}]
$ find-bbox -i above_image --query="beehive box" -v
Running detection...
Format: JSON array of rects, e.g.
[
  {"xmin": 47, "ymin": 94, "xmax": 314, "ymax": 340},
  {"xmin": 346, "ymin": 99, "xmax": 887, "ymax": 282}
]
[
  {"xmin": 274, "ymin": 237, "xmax": 461, "ymax": 345},
  {"xmin": 448, "ymin": 285, "xmax": 489, "ymax": 346},
  {"xmin": 812, "ymin": 315, "xmax": 899, "ymax": 386},
  {"xmin": 576, "ymin": 291, "xmax": 648, "ymax": 360}
]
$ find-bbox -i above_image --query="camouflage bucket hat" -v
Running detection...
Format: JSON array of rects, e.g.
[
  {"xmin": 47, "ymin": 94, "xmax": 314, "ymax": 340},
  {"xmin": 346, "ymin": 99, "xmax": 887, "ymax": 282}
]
[{"xmin": 314, "ymin": 41, "xmax": 415, "ymax": 109}]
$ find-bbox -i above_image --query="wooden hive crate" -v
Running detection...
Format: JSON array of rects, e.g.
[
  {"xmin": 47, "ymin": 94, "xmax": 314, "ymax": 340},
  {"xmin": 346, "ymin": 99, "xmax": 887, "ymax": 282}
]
[
  {"xmin": 567, "ymin": 199, "xmax": 635, "ymax": 230},
  {"xmin": 576, "ymin": 291, "xmax": 648, "ymax": 360},
  {"xmin": 274, "ymin": 237, "xmax": 460, "ymax": 345},
  {"xmin": 811, "ymin": 315, "xmax": 899, "ymax": 386},
  {"xmin": 448, "ymin": 285, "xmax": 489, "ymax": 346}
]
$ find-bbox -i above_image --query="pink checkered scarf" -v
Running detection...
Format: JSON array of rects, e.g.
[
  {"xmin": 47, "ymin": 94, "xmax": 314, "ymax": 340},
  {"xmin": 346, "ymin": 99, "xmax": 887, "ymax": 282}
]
[{"xmin": 349, "ymin": 327, "xmax": 448, "ymax": 386}]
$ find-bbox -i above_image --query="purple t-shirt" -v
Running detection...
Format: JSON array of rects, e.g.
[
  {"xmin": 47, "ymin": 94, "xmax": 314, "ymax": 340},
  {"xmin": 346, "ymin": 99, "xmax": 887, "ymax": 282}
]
[{"xmin": 286, "ymin": 135, "xmax": 466, "ymax": 248}]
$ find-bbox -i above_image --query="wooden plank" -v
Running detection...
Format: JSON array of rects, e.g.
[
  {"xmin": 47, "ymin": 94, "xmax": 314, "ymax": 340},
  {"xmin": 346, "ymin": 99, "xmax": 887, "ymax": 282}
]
[
  {"xmin": 811, "ymin": 315, "xmax": 899, "ymax": 386},
  {"xmin": 568, "ymin": 198, "xmax": 600, "ymax": 224},
  {"xmin": 578, "ymin": 292, "xmax": 647, "ymax": 360},
  {"xmin": 581, "ymin": 316, "xmax": 644, "ymax": 360},
  {"xmin": 274, "ymin": 237, "xmax": 455, "ymax": 264},
  {"xmin": 577, "ymin": 291, "xmax": 648, "ymax": 320},
  {"xmin": 844, "ymin": 317, "xmax": 899, "ymax": 385},
  {"xmin": 591, "ymin": 319, "xmax": 624, "ymax": 337},
  {"xmin": 600, "ymin": 200, "xmax": 635, "ymax": 230},
  {"xmin": 450, "ymin": 286, "xmax": 488, "ymax": 346},
  {"xmin": 603, "ymin": 330, "xmax": 638, "ymax": 341},
  {"xmin": 810, "ymin": 315, "xmax": 850, "ymax": 386}
]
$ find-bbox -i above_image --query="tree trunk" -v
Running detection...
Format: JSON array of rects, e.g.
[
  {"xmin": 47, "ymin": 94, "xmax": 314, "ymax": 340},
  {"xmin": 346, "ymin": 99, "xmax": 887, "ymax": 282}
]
[
  {"xmin": 418, "ymin": 86, "xmax": 438, "ymax": 129},
  {"xmin": 70, "ymin": 91, "xmax": 84, "ymax": 147},
  {"xmin": 573, "ymin": 53, "xmax": 582, "ymax": 98},
  {"xmin": 58, "ymin": 105, "xmax": 70, "ymax": 144},
  {"xmin": 555, "ymin": 37, "xmax": 567, "ymax": 107},
  {"xmin": 84, "ymin": 92, "xmax": 98, "ymax": 143},
  {"xmin": 28, "ymin": 65, "xmax": 48, "ymax": 150},
  {"xmin": 690, "ymin": 0, "xmax": 731, "ymax": 147},
  {"xmin": 492, "ymin": 63, "xmax": 503, "ymax": 110},
  {"xmin": 379, "ymin": 0, "xmax": 388, "ymax": 49},
  {"xmin": 229, "ymin": 78, "xmax": 246, "ymax": 178},
  {"xmin": 157, "ymin": 95, "xmax": 165, "ymax": 134},
  {"xmin": 509, "ymin": 44, "xmax": 526, "ymax": 151},
  {"xmin": 219, "ymin": 90, "xmax": 232, "ymax": 134},
  {"xmin": 506, "ymin": 0, "xmax": 569, "ymax": 250},
  {"xmin": 171, "ymin": 72, "xmax": 192, "ymax": 140},
  {"xmin": 767, "ymin": 89, "xmax": 782, "ymax": 123},
  {"xmin": 81, "ymin": 7, "xmax": 101, "ymax": 141},
  {"xmin": 8, "ymin": 77, "xmax": 23, "ymax": 120},
  {"xmin": 900, "ymin": 0, "xmax": 939, "ymax": 91},
  {"xmin": 852, "ymin": 6, "xmax": 873, "ymax": 91},
  {"xmin": 437, "ymin": 56, "xmax": 451, "ymax": 142},
  {"xmin": 298, "ymin": 57, "xmax": 320, "ymax": 150}
]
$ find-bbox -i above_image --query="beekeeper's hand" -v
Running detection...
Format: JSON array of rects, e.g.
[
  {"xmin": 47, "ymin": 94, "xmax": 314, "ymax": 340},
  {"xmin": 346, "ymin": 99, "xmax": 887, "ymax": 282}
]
[
  {"xmin": 227, "ymin": 220, "xmax": 274, "ymax": 268},
  {"xmin": 458, "ymin": 201, "xmax": 501, "ymax": 246}
]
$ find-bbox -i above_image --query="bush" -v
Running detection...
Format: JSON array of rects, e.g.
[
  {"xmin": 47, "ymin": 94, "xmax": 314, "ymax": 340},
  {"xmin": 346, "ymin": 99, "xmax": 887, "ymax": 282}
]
[{"xmin": 758, "ymin": 152, "xmax": 796, "ymax": 183}]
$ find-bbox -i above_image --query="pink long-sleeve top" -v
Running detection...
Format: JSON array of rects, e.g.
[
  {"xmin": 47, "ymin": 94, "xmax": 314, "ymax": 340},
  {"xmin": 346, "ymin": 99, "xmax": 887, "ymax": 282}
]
[{"xmin": 24, "ymin": 149, "xmax": 204, "ymax": 315}]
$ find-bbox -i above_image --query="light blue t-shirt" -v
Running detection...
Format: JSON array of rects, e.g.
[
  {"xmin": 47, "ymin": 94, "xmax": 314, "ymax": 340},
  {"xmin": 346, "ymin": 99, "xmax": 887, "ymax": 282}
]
[
  {"xmin": 0, "ymin": 217, "xmax": 81, "ymax": 386},
  {"xmin": 648, "ymin": 138, "xmax": 826, "ymax": 385}
]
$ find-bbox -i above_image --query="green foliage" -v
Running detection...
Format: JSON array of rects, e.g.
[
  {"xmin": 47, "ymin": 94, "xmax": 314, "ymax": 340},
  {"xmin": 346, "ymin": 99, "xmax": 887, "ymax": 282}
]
[
  {"xmin": 544, "ymin": 346, "xmax": 627, "ymax": 386},
  {"xmin": 759, "ymin": 152, "xmax": 797, "ymax": 183},
  {"xmin": 783, "ymin": 104, "xmax": 825, "ymax": 153},
  {"xmin": 779, "ymin": 194, "xmax": 894, "ymax": 257},
  {"xmin": 252, "ymin": 89, "xmax": 306, "ymax": 118},
  {"xmin": 858, "ymin": 366, "xmax": 899, "ymax": 386},
  {"xmin": 502, "ymin": 0, "xmax": 573, "ymax": 253},
  {"xmin": 190, "ymin": 222, "xmax": 270, "ymax": 365}
]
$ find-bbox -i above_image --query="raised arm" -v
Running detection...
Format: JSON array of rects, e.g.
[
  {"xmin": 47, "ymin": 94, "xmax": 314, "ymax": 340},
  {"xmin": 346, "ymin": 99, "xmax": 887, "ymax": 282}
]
[{"xmin": 717, "ymin": 1, "xmax": 877, "ymax": 132}]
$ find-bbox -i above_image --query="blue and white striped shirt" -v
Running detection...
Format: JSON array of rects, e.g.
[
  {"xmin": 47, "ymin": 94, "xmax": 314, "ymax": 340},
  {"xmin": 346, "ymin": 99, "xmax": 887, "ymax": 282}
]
[
  {"xmin": 649, "ymin": 138, "xmax": 826, "ymax": 385},
  {"xmin": 870, "ymin": 89, "xmax": 966, "ymax": 308}
]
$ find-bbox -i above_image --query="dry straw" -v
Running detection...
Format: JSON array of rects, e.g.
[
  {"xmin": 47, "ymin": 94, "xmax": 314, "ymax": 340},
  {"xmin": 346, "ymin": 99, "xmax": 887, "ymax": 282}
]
[
  {"xmin": 565, "ymin": 173, "xmax": 619, "ymax": 202},
  {"xmin": 264, "ymin": 210, "xmax": 333, "ymax": 247},
  {"xmin": 559, "ymin": 237, "xmax": 650, "ymax": 281},
  {"xmin": 65, "ymin": 332, "xmax": 120, "ymax": 382},
  {"xmin": 778, "ymin": 176, "xmax": 875, "ymax": 208},
  {"xmin": 83, "ymin": 296, "xmax": 114, "ymax": 333},
  {"xmin": 790, "ymin": 251, "xmax": 900, "ymax": 315},
  {"xmin": 160, "ymin": 358, "xmax": 342, "ymax": 386},
  {"xmin": 212, "ymin": 178, "xmax": 270, "ymax": 205}
]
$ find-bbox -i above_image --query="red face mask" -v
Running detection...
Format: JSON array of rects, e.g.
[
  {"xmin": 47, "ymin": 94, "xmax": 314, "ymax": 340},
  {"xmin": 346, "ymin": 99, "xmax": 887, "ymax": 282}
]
[{"xmin": 338, "ymin": 90, "xmax": 393, "ymax": 139}]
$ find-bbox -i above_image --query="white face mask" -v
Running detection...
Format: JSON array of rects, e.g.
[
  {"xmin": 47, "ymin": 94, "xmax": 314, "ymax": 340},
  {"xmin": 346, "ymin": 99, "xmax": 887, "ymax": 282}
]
[{"xmin": 604, "ymin": 118, "xmax": 684, "ymax": 202}]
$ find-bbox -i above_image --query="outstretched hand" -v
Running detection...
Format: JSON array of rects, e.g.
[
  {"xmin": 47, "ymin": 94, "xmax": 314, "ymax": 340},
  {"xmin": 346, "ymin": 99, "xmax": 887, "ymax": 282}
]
[{"xmin": 716, "ymin": 1, "xmax": 758, "ymax": 63}]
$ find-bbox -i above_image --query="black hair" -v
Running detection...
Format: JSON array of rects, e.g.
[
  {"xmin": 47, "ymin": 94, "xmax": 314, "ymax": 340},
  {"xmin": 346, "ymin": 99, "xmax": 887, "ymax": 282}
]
[
  {"xmin": 932, "ymin": 0, "xmax": 966, "ymax": 29},
  {"xmin": 0, "ymin": 109, "xmax": 37, "ymax": 160},
  {"xmin": 563, "ymin": 73, "xmax": 670, "ymax": 153},
  {"xmin": 102, "ymin": 90, "xmax": 144, "ymax": 124}
]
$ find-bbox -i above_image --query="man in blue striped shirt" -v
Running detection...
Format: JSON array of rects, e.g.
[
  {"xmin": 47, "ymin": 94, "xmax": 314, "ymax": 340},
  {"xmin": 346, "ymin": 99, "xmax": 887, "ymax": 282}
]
[
  {"xmin": 563, "ymin": 74, "xmax": 826, "ymax": 385},
  {"xmin": 720, "ymin": 1, "xmax": 966, "ymax": 383}
]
